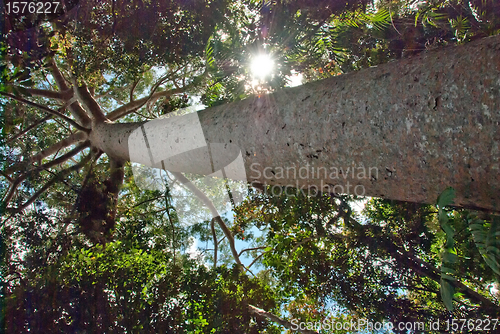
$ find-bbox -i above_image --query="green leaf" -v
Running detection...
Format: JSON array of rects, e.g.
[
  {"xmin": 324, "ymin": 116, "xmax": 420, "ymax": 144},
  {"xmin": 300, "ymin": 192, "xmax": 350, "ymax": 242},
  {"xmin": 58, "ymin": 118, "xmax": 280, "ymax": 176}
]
[
  {"xmin": 437, "ymin": 187, "xmax": 455, "ymax": 208},
  {"xmin": 438, "ymin": 209, "xmax": 448, "ymax": 224},
  {"xmin": 486, "ymin": 246, "xmax": 500, "ymax": 256},
  {"xmin": 482, "ymin": 255, "xmax": 500, "ymax": 275},
  {"xmin": 440, "ymin": 217, "xmax": 454, "ymax": 239},
  {"xmin": 440, "ymin": 278, "xmax": 454, "ymax": 311},
  {"xmin": 442, "ymin": 251, "xmax": 458, "ymax": 264}
]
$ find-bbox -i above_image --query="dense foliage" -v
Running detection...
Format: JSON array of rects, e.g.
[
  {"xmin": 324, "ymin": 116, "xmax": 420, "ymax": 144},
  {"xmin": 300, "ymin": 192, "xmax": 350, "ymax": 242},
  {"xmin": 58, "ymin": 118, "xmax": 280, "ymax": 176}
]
[{"xmin": 1, "ymin": 0, "xmax": 500, "ymax": 333}]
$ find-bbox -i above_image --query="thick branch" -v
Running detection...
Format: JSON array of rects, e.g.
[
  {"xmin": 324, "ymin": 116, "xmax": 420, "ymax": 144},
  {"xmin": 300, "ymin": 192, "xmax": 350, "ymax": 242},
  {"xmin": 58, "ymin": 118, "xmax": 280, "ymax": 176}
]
[
  {"xmin": 86, "ymin": 35, "xmax": 500, "ymax": 211},
  {"xmin": 21, "ymin": 87, "xmax": 64, "ymax": 100},
  {"xmin": 34, "ymin": 132, "xmax": 88, "ymax": 163},
  {"xmin": 72, "ymin": 78, "xmax": 108, "ymax": 122},
  {"xmin": 48, "ymin": 58, "xmax": 92, "ymax": 127},
  {"xmin": 31, "ymin": 132, "xmax": 88, "ymax": 166},
  {"xmin": 3, "ymin": 177, "xmax": 22, "ymax": 209},
  {"xmin": 247, "ymin": 304, "xmax": 318, "ymax": 334},
  {"xmin": 0, "ymin": 171, "xmax": 13, "ymax": 183},
  {"xmin": 48, "ymin": 58, "xmax": 69, "ymax": 91},
  {"xmin": 130, "ymin": 79, "xmax": 140, "ymax": 102},
  {"xmin": 68, "ymin": 100, "xmax": 92, "ymax": 128},
  {"xmin": 5, "ymin": 131, "xmax": 88, "ymax": 176}
]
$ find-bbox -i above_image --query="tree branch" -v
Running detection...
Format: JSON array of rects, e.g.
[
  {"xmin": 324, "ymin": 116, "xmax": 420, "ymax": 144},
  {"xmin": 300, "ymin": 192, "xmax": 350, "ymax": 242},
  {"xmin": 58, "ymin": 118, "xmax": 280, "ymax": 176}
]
[
  {"xmin": 348, "ymin": 215, "xmax": 500, "ymax": 312},
  {"xmin": 211, "ymin": 218, "xmax": 218, "ymax": 268},
  {"xmin": 247, "ymin": 304, "xmax": 319, "ymax": 334},
  {"xmin": 106, "ymin": 86, "xmax": 186, "ymax": 121},
  {"xmin": 6, "ymin": 115, "xmax": 52, "ymax": 144},
  {"xmin": 2, "ymin": 143, "xmax": 89, "ymax": 207},
  {"xmin": 42, "ymin": 142, "xmax": 90, "ymax": 170},
  {"xmin": 0, "ymin": 92, "xmax": 89, "ymax": 132},
  {"xmin": 31, "ymin": 132, "xmax": 88, "ymax": 165},
  {"xmin": 7, "ymin": 154, "xmax": 92, "ymax": 214},
  {"xmin": 2, "ymin": 177, "xmax": 22, "ymax": 209},
  {"xmin": 68, "ymin": 100, "xmax": 92, "ymax": 128},
  {"xmin": 21, "ymin": 87, "xmax": 65, "ymax": 100},
  {"xmin": 106, "ymin": 70, "xmax": 206, "ymax": 121},
  {"xmin": 48, "ymin": 58, "xmax": 92, "ymax": 127},
  {"xmin": 170, "ymin": 171, "xmax": 244, "ymax": 268},
  {"xmin": 5, "ymin": 131, "xmax": 88, "ymax": 175},
  {"xmin": 405, "ymin": 248, "xmax": 500, "ymax": 312},
  {"xmin": 165, "ymin": 197, "xmax": 177, "ymax": 267},
  {"xmin": 0, "ymin": 171, "xmax": 13, "ymax": 183},
  {"xmin": 130, "ymin": 78, "xmax": 140, "ymax": 102},
  {"xmin": 238, "ymin": 246, "xmax": 267, "ymax": 257},
  {"xmin": 248, "ymin": 251, "xmax": 267, "ymax": 269},
  {"xmin": 213, "ymin": 215, "xmax": 243, "ymax": 268},
  {"xmin": 71, "ymin": 78, "xmax": 108, "ymax": 122},
  {"xmin": 48, "ymin": 58, "xmax": 70, "ymax": 91},
  {"xmin": 291, "ymin": 237, "xmax": 315, "ymax": 254}
]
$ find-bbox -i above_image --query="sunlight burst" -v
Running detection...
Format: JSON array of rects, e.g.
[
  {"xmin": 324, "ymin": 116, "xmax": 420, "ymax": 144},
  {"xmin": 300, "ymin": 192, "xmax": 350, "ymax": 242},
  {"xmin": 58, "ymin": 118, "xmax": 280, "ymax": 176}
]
[{"xmin": 250, "ymin": 54, "xmax": 274, "ymax": 79}]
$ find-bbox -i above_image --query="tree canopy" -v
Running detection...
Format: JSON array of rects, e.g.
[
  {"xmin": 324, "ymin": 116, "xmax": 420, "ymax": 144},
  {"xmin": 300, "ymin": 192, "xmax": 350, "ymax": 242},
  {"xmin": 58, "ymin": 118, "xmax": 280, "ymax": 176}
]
[{"xmin": 1, "ymin": 0, "xmax": 500, "ymax": 333}]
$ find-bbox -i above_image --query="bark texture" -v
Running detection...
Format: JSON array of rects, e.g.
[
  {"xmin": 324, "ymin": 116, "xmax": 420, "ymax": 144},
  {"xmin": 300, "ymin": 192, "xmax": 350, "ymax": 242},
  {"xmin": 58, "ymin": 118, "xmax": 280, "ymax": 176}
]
[{"xmin": 91, "ymin": 34, "xmax": 500, "ymax": 211}]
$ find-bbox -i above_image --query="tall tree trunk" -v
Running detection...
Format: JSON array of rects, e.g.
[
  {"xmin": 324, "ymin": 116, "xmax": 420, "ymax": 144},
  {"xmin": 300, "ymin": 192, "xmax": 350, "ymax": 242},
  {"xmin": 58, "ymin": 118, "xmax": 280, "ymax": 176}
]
[{"xmin": 91, "ymin": 34, "xmax": 500, "ymax": 212}]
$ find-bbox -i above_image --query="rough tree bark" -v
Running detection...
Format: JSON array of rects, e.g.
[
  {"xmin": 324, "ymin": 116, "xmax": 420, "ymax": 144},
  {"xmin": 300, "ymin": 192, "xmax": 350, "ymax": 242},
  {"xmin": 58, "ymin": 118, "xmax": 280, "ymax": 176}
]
[{"xmin": 90, "ymin": 34, "xmax": 500, "ymax": 212}]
